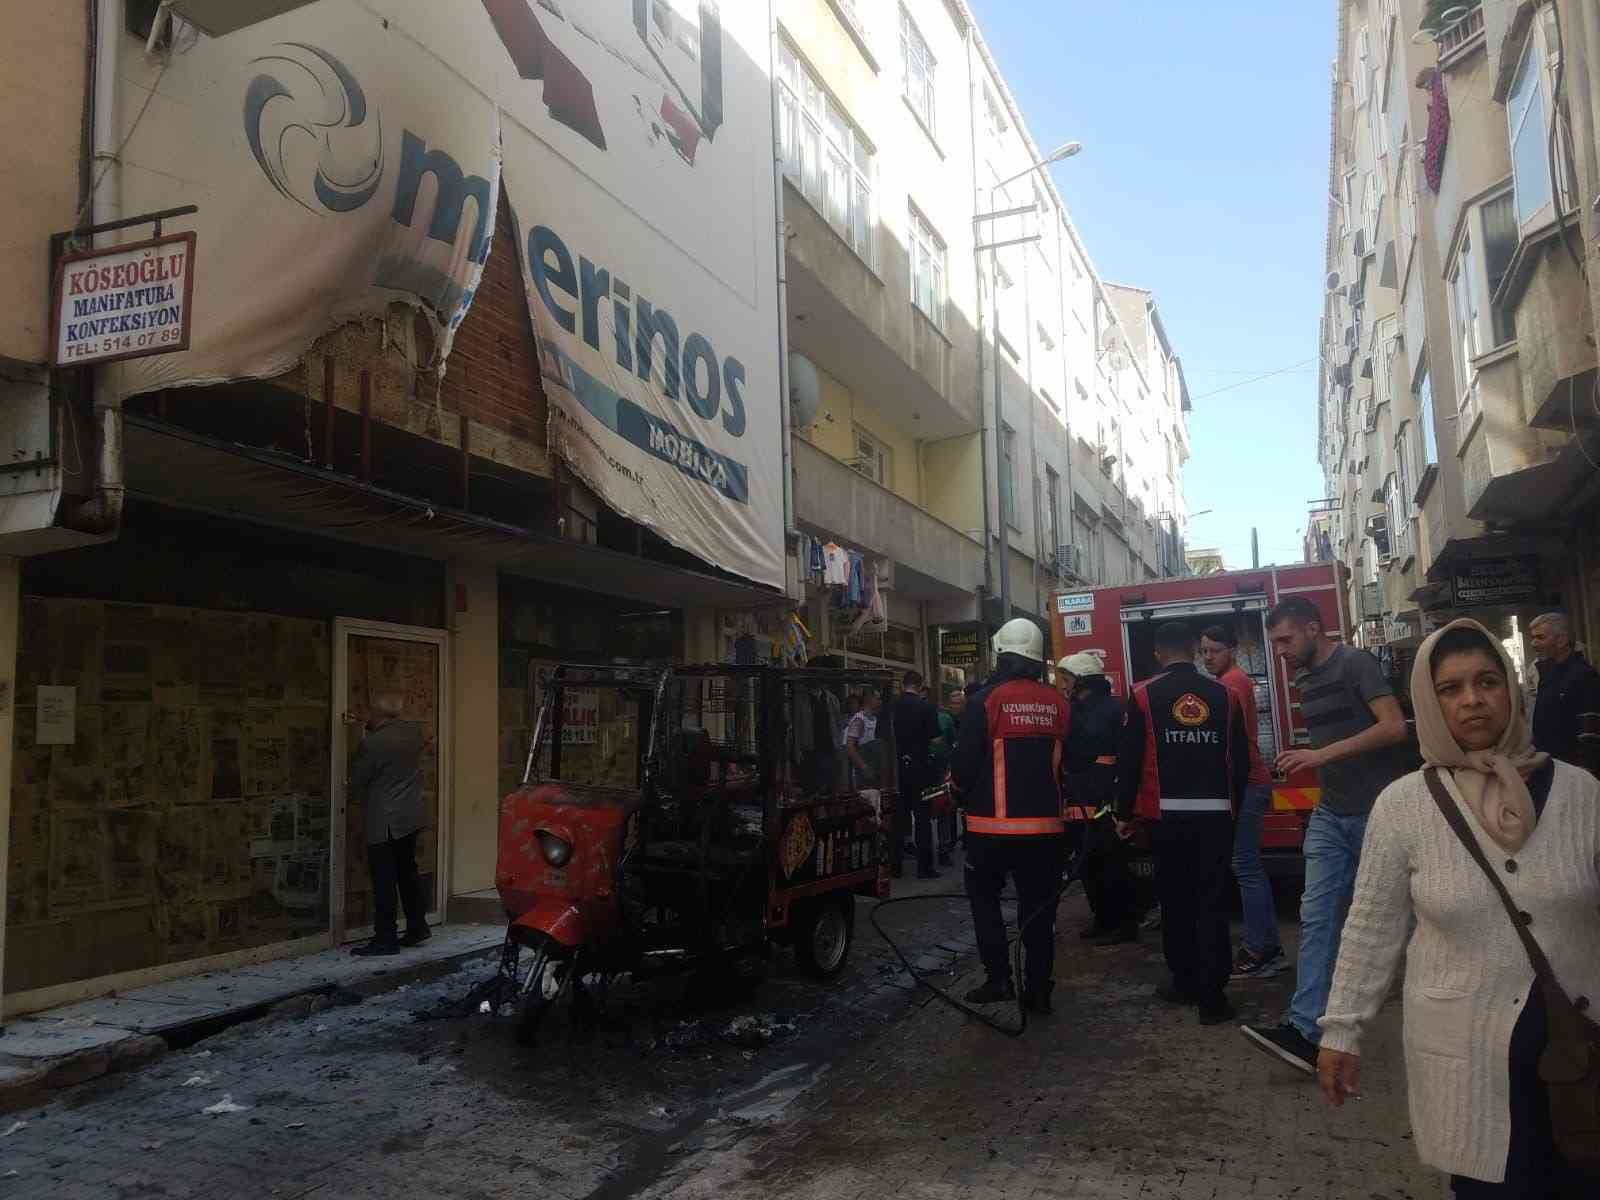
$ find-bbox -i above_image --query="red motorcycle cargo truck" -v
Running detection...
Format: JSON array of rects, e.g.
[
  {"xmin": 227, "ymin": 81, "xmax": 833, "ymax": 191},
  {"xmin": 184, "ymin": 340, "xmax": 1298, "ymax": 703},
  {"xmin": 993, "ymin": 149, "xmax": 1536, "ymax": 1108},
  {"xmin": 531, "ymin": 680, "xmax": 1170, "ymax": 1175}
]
[{"xmin": 1050, "ymin": 563, "xmax": 1349, "ymax": 878}]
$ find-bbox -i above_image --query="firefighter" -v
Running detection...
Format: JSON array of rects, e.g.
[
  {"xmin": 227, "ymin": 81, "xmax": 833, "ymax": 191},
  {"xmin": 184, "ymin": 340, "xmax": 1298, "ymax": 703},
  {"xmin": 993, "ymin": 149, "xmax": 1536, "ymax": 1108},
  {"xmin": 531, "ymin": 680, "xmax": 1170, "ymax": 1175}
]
[
  {"xmin": 1060, "ymin": 652, "xmax": 1136, "ymax": 946},
  {"xmin": 1116, "ymin": 622, "xmax": 1249, "ymax": 1026},
  {"xmin": 952, "ymin": 619, "xmax": 1072, "ymax": 1014}
]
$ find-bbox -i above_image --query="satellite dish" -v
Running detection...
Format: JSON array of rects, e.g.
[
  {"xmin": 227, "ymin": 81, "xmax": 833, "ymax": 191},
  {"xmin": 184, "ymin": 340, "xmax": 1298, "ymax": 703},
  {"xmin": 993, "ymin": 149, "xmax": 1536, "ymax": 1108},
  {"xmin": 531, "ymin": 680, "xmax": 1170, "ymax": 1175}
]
[
  {"xmin": 1325, "ymin": 270, "xmax": 1342, "ymax": 292},
  {"xmin": 789, "ymin": 352, "xmax": 821, "ymax": 427}
]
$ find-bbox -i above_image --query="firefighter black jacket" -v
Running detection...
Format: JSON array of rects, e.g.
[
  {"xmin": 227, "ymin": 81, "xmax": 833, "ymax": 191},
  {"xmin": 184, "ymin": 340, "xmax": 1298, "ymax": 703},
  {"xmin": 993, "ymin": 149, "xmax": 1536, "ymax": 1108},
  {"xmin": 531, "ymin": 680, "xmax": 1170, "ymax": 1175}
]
[{"xmin": 1116, "ymin": 662, "xmax": 1248, "ymax": 823}]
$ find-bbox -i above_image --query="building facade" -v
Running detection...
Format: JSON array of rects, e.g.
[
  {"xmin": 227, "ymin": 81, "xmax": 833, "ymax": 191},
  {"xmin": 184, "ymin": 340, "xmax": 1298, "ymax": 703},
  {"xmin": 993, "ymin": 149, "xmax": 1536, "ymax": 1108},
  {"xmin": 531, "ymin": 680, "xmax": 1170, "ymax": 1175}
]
[
  {"xmin": 1317, "ymin": 0, "xmax": 1600, "ymax": 687},
  {"xmin": 777, "ymin": 0, "xmax": 1192, "ymax": 691},
  {"xmin": 0, "ymin": 0, "xmax": 1193, "ymax": 1012}
]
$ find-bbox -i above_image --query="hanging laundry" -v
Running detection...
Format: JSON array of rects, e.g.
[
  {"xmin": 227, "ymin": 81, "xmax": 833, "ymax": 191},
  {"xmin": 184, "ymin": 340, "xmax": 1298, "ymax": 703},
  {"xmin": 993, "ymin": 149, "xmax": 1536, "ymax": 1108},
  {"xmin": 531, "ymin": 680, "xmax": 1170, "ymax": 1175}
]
[
  {"xmin": 822, "ymin": 542, "xmax": 850, "ymax": 587},
  {"xmin": 844, "ymin": 551, "xmax": 866, "ymax": 607},
  {"xmin": 808, "ymin": 536, "xmax": 826, "ymax": 582},
  {"xmin": 849, "ymin": 560, "xmax": 888, "ymax": 636}
]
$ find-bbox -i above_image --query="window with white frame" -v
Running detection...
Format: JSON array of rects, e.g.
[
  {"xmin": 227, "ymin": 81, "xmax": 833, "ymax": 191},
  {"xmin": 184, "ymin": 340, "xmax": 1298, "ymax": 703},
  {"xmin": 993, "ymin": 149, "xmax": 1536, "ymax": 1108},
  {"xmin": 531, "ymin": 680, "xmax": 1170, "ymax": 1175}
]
[
  {"xmin": 1507, "ymin": 7, "xmax": 1574, "ymax": 233},
  {"xmin": 1373, "ymin": 318, "xmax": 1398, "ymax": 413},
  {"xmin": 777, "ymin": 41, "xmax": 874, "ymax": 264},
  {"xmin": 909, "ymin": 205, "xmax": 946, "ymax": 325},
  {"xmin": 1000, "ymin": 424, "xmax": 1019, "ymax": 530},
  {"xmin": 982, "ymin": 81, "xmax": 1006, "ymax": 143},
  {"xmin": 1385, "ymin": 472, "xmax": 1411, "ymax": 562},
  {"xmin": 1397, "ymin": 151, "xmax": 1417, "ymax": 270},
  {"xmin": 1415, "ymin": 366, "xmax": 1439, "ymax": 487},
  {"xmin": 1446, "ymin": 189, "xmax": 1517, "ymax": 411},
  {"xmin": 900, "ymin": 6, "xmax": 936, "ymax": 135},
  {"xmin": 851, "ymin": 425, "xmax": 892, "ymax": 489},
  {"xmin": 1354, "ymin": 27, "xmax": 1371, "ymax": 107}
]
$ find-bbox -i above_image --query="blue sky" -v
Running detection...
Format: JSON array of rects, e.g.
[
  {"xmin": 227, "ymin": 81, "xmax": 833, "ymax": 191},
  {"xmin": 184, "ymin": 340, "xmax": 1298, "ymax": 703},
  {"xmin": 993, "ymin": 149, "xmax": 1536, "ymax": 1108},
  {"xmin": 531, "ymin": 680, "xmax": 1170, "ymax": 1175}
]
[{"xmin": 970, "ymin": 0, "xmax": 1335, "ymax": 570}]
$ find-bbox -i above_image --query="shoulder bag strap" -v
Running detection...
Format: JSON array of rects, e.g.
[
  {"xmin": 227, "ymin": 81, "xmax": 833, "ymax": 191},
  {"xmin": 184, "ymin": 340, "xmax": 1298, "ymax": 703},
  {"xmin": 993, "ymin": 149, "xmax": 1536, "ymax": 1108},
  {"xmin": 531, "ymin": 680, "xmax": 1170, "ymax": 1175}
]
[{"xmin": 1422, "ymin": 768, "xmax": 1563, "ymax": 988}]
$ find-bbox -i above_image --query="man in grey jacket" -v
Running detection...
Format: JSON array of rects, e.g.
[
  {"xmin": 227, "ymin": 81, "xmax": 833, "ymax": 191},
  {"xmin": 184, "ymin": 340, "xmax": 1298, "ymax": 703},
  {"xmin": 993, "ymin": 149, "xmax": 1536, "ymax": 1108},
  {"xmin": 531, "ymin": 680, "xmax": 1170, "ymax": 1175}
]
[{"xmin": 350, "ymin": 692, "xmax": 429, "ymax": 957}]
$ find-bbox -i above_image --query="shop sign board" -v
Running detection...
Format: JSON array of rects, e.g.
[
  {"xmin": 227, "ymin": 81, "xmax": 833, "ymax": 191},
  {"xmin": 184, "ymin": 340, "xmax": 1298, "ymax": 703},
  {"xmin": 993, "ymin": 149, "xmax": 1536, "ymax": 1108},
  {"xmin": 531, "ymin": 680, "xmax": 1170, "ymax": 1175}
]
[
  {"xmin": 51, "ymin": 233, "xmax": 196, "ymax": 367},
  {"xmin": 940, "ymin": 628, "xmax": 980, "ymax": 667},
  {"xmin": 1055, "ymin": 592, "xmax": 1094, "ymax": 614},
  {"xmin": 105, "ymin": 0, "xmax": 784, "ymax": 589},
  {"xmin": 1451, "ymin": 555, "xmax": 1541, "ymax": 608}
]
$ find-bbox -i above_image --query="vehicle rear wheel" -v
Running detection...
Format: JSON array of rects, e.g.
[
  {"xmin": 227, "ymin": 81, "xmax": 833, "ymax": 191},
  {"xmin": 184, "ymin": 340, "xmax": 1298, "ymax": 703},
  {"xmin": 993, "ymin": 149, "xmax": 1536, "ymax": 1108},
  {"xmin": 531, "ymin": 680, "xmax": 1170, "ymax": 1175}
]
[
  {"xmin": 515, "ymin": 942, "xmax": 570, "ymax": 1046},
  {"xmin": 794, "ymin": 895, "xmax": 854, "ymax": 979}
]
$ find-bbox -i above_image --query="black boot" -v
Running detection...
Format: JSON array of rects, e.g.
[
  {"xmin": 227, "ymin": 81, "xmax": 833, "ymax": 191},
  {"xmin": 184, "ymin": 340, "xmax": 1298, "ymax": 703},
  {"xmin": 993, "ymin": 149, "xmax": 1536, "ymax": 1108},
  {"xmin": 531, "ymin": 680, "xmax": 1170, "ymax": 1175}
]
[
  {"xmin": 1022, "ymin": 982, "xmax": 1054, "ymax": 1015},
  {"xmin": 964, "ymin": 977, "xmax": 1016, "ymax": 1004}
]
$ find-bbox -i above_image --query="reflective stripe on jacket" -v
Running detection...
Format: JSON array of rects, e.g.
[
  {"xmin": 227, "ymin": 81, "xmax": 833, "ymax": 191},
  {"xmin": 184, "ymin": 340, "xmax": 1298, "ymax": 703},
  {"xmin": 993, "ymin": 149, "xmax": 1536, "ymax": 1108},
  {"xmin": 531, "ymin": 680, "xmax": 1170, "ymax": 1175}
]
[{"xmin": 952, "ymin": 668, "xmax": 1071, "ymax": 836}]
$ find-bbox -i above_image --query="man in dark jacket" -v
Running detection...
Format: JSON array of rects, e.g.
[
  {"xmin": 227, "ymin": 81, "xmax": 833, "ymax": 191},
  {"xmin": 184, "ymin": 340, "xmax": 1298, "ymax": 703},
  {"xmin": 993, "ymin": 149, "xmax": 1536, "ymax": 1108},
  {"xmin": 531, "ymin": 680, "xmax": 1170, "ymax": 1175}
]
[
  {"xmin": 891, "ymin": 671, "xmax": 942, "ymax": 879},
  {"xmin": 1060, "ymin": 652, "xmax": 1135, "ymax": 946},
  {"xmin": 952, "ymin": 619, "xmax": 1071, "ymax": 1014},
  {"xmin": 1116, "ymin": 623, "xmax": 1249, "ymax": 1025},
  {"xmin": 1529, "ymin": 612, "xmax": 1600, "ymax": 772},
  {"xmin": 349, "ymin": 692, "xmax": 429, "ymax": 956}
]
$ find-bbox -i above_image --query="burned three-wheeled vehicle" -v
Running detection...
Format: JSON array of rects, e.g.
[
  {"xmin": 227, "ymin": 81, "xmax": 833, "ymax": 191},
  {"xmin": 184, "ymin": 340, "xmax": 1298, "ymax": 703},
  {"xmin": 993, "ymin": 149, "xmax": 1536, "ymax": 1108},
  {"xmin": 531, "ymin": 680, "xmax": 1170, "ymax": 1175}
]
[{"xmin": 492, "ymin": 664, "xmax": 898, "ymax": 1042}]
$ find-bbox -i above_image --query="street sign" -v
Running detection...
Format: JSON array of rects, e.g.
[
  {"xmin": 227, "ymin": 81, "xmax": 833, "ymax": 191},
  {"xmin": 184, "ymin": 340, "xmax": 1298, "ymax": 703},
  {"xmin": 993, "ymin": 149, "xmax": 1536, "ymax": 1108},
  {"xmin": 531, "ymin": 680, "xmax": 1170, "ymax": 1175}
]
[
  {"xmin": 51, "ymin": 232, "xmax": 197, "ymax": 367},
  {"xmin": 1055, "ymin": 592, "xmax": 1094, "ymax": 614},
  {"xmin": 940, "ymin": 628, "xmax": 980, "ymax": 667},
  {"xmin": 1451, "ymin": 555, "xmax": 1540, "ymax": 608}
]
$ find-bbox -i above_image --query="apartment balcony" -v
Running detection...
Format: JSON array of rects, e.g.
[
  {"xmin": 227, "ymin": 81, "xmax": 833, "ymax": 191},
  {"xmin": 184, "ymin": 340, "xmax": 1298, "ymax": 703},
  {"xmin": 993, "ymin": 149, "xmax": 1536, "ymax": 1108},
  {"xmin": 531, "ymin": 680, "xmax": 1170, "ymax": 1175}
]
[
  {"xmin": 1457, "ymin": 348, "xmax": 1584, "ymax": 522},
  {"xmin": 1513, "ymin": 245, "xmax": 1599, "ymax": 436},
  {"xmin": 792, "ymin": 435, "xmax": 983, "ymax": 600}
]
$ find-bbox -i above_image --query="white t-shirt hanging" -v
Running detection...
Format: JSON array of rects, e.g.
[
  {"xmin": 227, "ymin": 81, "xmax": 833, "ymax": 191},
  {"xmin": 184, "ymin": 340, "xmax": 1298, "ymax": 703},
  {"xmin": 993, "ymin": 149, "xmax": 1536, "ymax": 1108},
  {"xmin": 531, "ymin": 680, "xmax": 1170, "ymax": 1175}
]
[{"xmin": 822, "ymin": 543, "xmax": 851, "ymax": 586}]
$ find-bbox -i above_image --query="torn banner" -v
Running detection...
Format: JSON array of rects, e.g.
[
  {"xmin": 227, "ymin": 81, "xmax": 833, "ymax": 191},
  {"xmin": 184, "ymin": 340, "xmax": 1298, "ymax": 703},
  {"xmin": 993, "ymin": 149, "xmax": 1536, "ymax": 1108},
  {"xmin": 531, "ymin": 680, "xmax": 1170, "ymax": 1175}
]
[{"xmin": 106, "ymin": 0, "xmax": 784, "ymax": 591}]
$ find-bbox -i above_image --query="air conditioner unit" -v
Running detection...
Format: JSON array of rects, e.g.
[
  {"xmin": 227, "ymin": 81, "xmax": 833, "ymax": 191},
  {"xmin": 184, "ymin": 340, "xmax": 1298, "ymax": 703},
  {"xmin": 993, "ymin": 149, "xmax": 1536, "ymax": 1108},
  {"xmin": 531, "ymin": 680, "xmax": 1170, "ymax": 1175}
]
[
  {"xmin": 1053, "ymin": 544, "xmax": 1085, "ymax": 579},
  {"xmin": 168, "ymin": 0, "xmax": 320, "ymax": 36}
]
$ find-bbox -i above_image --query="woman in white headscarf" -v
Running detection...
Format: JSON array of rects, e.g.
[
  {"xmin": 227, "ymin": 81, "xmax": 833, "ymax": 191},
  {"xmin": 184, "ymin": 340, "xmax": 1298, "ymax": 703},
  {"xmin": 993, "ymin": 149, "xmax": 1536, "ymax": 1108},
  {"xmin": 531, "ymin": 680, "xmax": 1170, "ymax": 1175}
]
[{"xmin": 1316, "ymin": 619, "xmax": 1599, "ymax": 1197}]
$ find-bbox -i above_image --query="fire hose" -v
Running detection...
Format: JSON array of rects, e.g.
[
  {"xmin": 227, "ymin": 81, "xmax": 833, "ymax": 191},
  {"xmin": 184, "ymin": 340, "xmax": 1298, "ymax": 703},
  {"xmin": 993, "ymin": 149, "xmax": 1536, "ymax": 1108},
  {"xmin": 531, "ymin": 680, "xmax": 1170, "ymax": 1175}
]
[{"xmin": 866, "ymin": 814, "xmax": 1095, "ymax": 1039}]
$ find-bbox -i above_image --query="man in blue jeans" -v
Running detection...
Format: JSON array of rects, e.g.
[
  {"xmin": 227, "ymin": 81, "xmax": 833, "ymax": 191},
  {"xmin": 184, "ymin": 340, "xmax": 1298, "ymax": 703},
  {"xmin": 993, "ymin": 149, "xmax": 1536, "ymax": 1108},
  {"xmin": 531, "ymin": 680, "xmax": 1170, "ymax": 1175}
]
[
  {"xmin": 1240, "ymin": 597, "xmax": 1411, "ymax": 1075},
  {"xmin": 1200, "ymin": 625, "xmax": 1284, "ymax": 979}
]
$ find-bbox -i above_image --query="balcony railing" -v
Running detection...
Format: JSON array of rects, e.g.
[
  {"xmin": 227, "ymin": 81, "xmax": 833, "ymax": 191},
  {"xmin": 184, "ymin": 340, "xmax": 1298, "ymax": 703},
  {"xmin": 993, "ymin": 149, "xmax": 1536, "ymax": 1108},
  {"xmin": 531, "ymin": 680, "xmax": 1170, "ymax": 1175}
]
[{"xmin": 1436, "ymin": 6, "xmax": 1485, "ymax": 59}]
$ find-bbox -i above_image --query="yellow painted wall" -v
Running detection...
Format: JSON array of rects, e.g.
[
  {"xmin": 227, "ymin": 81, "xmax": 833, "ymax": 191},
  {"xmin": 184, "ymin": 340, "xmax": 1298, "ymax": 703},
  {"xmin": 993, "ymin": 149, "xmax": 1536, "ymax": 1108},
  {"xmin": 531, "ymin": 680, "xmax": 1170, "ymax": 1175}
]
[
  {"xmin": 448, "ymin": 563, "xmax": 499, "ymax": 897},
  {"xmin": 0, "ymin": 8, "xmax": 86, "ymax": 362},
  {"xmin": 798, "ymin": 364, "xmax": 921, "ymax": 504},
  {"xmin": 923, "ymin": 434, "xmax": 984, "ymax": 536}
]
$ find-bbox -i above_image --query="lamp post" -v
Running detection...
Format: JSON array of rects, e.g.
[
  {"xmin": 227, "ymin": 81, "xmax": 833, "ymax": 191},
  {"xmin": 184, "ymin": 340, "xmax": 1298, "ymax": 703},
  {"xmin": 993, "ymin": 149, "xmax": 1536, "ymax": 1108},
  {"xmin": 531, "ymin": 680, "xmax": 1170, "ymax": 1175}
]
[{"xmin": 974, "ymin": 141, "xmax": 1081, "ymax": 626}]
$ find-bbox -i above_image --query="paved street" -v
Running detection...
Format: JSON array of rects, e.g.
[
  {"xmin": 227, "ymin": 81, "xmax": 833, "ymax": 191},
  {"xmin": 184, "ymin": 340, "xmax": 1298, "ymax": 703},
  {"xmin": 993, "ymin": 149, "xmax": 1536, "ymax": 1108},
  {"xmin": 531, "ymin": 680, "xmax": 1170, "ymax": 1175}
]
[{"xmin": 0, "ymin": 875, "xmax": 1442, "ymax": 1200}]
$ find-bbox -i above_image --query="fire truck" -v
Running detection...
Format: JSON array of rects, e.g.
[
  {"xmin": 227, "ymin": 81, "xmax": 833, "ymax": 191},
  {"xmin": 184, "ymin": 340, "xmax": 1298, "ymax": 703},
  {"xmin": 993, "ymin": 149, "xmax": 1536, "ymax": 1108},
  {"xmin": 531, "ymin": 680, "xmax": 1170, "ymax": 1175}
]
[{"xmin": 1050, "ymin": 562, "xmax": 1349, "ymax": 879}]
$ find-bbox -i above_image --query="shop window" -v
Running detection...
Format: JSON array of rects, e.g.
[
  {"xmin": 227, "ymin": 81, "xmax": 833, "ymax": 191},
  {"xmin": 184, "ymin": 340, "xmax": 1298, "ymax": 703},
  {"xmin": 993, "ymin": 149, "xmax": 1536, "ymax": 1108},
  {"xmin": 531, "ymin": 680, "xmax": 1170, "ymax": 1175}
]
[{"xmin": 8, "ymin": 598, "xmax": 333, "ymax": 995}]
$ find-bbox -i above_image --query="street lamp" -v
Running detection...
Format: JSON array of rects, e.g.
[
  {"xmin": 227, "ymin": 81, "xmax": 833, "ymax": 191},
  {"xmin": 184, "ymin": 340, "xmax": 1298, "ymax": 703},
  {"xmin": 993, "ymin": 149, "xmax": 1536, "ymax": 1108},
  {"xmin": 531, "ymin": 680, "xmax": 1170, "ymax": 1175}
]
[{"xmin": 974, "ymin": 141, "xmax": 1083, "ymax": 626}]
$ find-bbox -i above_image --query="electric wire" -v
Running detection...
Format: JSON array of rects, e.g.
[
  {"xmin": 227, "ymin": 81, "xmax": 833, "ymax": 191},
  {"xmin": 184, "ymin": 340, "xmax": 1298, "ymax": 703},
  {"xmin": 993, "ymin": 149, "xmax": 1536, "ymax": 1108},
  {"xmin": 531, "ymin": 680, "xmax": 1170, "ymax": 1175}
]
[{"xmin": 1187, "ymin": 359, "xmax": 1319, "ymax": 402}]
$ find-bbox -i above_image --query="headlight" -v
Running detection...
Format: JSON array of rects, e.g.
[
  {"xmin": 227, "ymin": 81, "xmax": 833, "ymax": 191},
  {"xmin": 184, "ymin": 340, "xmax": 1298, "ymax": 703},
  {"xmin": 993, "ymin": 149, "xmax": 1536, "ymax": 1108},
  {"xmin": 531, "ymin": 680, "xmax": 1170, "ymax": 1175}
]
[{"xmin": 537, "ymin": 831, "xmax": 573, "ymax": 867}]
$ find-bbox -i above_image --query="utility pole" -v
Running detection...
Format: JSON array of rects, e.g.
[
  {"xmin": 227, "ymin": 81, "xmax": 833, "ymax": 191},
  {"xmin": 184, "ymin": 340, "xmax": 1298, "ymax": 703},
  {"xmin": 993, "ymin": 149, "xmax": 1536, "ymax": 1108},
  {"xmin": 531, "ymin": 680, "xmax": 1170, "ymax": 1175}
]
[{"xmin": 1251, "ymin": 527, "xmax": 1260, "ymax": 570}]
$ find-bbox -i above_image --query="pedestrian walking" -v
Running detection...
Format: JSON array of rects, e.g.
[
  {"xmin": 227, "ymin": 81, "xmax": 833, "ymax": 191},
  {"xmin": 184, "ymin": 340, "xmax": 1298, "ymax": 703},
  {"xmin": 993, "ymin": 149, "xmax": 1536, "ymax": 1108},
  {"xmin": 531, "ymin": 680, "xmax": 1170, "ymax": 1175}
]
[
  {"xmin": 951, "ymin": 619, "xmax": 1071, "ymax": 1015},
  {"xmin": 348, "ymin": 691, "xmax": 430, "ymax": 957},
  {"xmin": 1060, "ymin": 652, "xmax": 1136, "ymax": 947},
  {"xmin": 1116, "ymin": 623, "xmax": 1250, "ymax": 1026},
  {"xmin": 891, "ymin": 671, "xmax": 942, "ymax": 880},
  {"xmin": 1241, "ymin": 596, "xmax": 1411, "ymax": 1072},
  {"xmin": 1199, "ymin": 624, "xmax": 1285, "ymax": 981},
  {"xmin": 844, "ymin": 688, "xmax": 882, "ymax": 790},
  {"xmin": 1316, "ymin": 619, "xmax": 1600, "ymax": 1197},
  {"xmin": 1528, "ymin": 612, "xmax": 1600, "ymax": 772},
  {"xmin": 932, "ymin": 686, "xmax": 961, "ymax": 866}
]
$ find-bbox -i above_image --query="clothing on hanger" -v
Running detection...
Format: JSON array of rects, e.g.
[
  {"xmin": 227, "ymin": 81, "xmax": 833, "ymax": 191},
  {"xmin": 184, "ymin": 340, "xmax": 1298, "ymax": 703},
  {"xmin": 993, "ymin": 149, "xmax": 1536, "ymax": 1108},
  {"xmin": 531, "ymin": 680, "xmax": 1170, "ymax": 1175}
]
[
  {"xmin": 845, "ymin": 551, "xmax": 866, "ymax": 607},
  {"xmin": 822, "ymin": 541, "xmax": 850, "ymax": 587}
]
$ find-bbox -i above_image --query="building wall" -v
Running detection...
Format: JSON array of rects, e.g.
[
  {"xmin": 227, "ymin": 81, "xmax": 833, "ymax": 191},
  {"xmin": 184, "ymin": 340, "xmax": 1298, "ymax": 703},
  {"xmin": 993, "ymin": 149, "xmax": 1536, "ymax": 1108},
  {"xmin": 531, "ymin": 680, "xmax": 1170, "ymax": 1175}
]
[
  {"xmin": 0, "ymin": 3, "xmax": 86, "ymax": 364},
  {"xmin": 446, "ymin": 563, "xmax": 498, "ymax": 897}
]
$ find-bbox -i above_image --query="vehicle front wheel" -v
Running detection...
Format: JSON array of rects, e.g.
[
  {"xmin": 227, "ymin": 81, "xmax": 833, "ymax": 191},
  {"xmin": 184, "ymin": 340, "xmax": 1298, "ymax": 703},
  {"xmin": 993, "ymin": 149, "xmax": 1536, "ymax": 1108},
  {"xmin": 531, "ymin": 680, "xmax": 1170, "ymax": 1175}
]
[
  {"xmin": 793, "ymin": 895, "xmax": 854, "ymax": 979},
  {"xmin": 515, "ymin": 942, "xmax": 570, "ymax": 1046}
]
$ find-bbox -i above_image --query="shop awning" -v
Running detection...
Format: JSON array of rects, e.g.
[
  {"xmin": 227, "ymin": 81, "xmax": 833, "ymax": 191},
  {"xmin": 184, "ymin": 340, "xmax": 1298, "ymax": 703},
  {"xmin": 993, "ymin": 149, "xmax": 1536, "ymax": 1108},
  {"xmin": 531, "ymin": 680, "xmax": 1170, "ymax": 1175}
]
[{"xmin": 122, "ymin": 415, "xmax": 785, "ymax": 611}]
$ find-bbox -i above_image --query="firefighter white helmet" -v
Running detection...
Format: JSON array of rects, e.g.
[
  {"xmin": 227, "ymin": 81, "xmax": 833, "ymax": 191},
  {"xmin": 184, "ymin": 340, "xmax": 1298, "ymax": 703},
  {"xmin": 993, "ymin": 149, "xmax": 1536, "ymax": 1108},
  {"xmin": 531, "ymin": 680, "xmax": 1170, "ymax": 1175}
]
[
  {"xmin": 992, "ymin": 618, "xmax": 1045, "ymax": 663},
  {"xmin": 1062, "ymin": 651, "xmax": 1105, "ymax": 677}
]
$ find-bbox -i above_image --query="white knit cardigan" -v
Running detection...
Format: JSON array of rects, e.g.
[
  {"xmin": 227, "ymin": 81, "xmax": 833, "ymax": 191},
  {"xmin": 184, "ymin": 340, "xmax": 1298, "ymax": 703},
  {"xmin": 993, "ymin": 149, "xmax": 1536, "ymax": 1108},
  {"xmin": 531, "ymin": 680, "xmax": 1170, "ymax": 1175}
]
[{"xmin": 1318, "ymin": 761, "xmax": 1600, "ymax": 1183}]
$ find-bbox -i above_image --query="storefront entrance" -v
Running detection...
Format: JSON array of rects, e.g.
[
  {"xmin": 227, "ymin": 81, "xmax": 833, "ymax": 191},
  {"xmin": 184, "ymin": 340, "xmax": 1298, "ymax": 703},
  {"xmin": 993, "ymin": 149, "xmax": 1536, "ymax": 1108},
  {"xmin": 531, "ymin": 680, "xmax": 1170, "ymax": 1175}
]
[{"xmin": 331, "ymin": 621, "xmax": 450, "ymax": 941}]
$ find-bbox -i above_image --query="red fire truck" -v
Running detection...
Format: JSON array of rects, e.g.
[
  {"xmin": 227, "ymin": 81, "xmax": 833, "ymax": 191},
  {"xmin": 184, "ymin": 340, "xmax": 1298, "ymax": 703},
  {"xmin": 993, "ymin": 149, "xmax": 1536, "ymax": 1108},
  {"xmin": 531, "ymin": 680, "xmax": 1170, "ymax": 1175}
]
[{"xmin": 1050, "ymin": 562, "xmax": 1349, "ymax": 878}]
